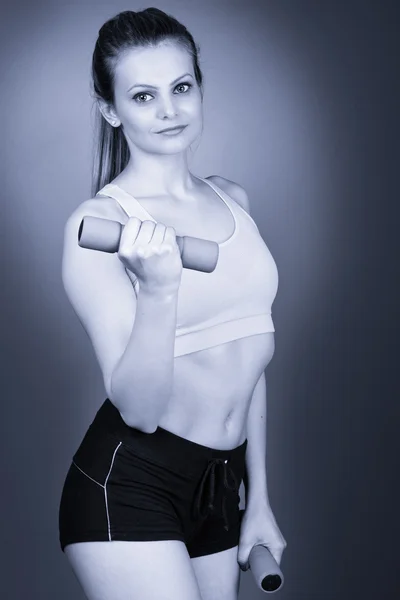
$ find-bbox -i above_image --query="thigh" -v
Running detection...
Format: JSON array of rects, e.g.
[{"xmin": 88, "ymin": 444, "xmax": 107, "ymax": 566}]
[
  {"xmin": 191, "ymin": 545, "xmax": 241, "ymax": 600},
  {"xmin": 65, "ymin": 540, "xmax": 203, "ymax": 600}
]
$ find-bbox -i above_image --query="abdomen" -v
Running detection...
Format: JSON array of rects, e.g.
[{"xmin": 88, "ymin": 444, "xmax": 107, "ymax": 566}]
[{"xmin": 158, "ymin": 332, "xmax": 275, "ymax": 449}]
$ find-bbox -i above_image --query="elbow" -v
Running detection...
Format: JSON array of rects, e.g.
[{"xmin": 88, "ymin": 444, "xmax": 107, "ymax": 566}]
[
  {"xmin": 109, "ymin": 384, "xmax": 159, "ymax": 433},
  {"xmin": 108, "ymin": 374, "xmax": 165, "ymax": 434},
  {"xmin": 120, "ymin": 410, "xmax": 159, "ymax": 434}
]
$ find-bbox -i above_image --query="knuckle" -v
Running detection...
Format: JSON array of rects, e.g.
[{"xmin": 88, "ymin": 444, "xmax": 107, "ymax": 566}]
[
  {"xmin": 117, "ymin": 245, "xmax": 129, "ymax": 257},
  {"xmin": 124, "ymin": 218, "xmax": 140, "ymax": 233}
]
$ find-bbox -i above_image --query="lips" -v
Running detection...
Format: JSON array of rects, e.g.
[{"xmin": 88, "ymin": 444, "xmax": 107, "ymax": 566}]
[{"xmin": 157, "ymin": 125, "xmax": 187, "ymax": 133}]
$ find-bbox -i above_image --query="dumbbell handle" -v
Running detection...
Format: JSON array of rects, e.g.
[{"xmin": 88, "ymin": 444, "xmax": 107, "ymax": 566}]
[
  {"xmin": 78, "ymin": 216, "xmax": 219, "ymax": 273},
  {"xmin": 248, "ymin": 544, "xmax": 284, "ymax": 593}
]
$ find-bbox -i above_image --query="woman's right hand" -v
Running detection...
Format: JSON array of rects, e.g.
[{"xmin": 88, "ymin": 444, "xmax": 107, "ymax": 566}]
[{"xmin": 117, "ymin": 218, "xmax": 183, "ymax": 295}]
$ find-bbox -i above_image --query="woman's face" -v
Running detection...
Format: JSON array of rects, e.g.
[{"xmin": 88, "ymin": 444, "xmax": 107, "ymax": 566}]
[{"xmin": 109, "ymin": 42, "xmax": 203, "ymax": 155}]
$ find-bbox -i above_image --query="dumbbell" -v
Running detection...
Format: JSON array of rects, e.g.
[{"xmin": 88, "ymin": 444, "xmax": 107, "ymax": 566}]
[
  {"xmin": 239, "ymin": 510, "xmax": 285, "ymax": 593},
  {"xmin": 78, "ymin": 216, "xmax": 219, "ymax": 273}
]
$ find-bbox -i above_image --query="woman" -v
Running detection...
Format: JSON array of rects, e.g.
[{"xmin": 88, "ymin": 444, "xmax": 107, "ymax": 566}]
[{"xmin": 59, "ymin": 8, "xmax": 286, "ymax": 600}]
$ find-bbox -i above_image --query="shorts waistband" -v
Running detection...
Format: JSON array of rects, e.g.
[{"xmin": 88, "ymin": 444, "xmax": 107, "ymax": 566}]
[{"xmin": 97, "ymin": 398, "xmax": 248, "ymax": 473}]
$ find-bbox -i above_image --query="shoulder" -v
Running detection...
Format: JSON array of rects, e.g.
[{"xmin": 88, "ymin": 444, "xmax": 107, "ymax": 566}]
[
  {"xmin": 205, "ymin": 175, "xmax": 251, "ymax": 214},
  {"xmin": 66, "ymin": 196, "xmax": 126, "ymax": 228},
  {"xmin": 63, "ymin": 197, "xmax": 128, "ymax": 255}
]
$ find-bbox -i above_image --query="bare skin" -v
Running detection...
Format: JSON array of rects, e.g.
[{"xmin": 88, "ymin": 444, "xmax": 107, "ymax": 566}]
[{"xmin": 100, "ymin": 172, "xmax": 275, "ymax": 450}]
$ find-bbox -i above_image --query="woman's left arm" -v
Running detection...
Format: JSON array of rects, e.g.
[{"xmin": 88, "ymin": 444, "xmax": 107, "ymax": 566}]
[
  {"xmin": 239, "ymin": 369, "xmax": 287, "ymax": 570},
  {"xmin": 243, "ymin": 371, "xmax": 271, "ymax": 511},
  {"xmin": 208, "ymin": 176, "xmax": 286, "ymax": 565}
]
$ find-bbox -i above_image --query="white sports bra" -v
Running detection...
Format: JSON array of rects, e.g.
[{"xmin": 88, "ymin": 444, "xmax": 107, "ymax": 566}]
[{"xmin": 96, "ymin": 175, "xmax": 279, "ymax": 357}]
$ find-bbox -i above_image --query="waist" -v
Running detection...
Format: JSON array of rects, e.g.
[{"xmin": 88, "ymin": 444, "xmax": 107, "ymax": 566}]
[
  {"xmin": 158, "ymin": 331, "xmax": 274, "ymax": 447},
  {"xmin": 94, "ymin": 397, "xmax": 248, "ymax": 469}
]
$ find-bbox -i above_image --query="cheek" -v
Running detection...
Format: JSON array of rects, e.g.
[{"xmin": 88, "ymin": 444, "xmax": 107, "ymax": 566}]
[
  {"xmin": 123, "ymin": 108, "xmax": 153, "ymax": 131},
  {"xmin": 183, "ymin": 97, "xmax": 203, "ymax": 120}
]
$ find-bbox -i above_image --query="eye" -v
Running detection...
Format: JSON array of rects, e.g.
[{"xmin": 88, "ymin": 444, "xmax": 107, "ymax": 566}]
[
  {"xmin": 174, "ymin": 82, "xmax": 192, "ymax": 94},
  {"xmin": 132, "ymin": 82, "xmax": 192, "ymax": 104},
  {"xmin": 133, "ymin": 92, "xmax": 153, "ymax": 104}
]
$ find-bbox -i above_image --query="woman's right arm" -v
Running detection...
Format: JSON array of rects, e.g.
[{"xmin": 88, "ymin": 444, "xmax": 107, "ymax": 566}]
[
  {"xmin": 62, "ymin": 199, "xmax": 182, "ymax": 433},
  {"xmin": 110, "ymin": 283, "xmax": 179, "ymax": 433}
]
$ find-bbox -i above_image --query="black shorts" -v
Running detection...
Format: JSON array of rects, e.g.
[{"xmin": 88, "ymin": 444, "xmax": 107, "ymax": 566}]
[{"xmin": 59, "ymin": 399, "xmax": 248, "ymax": 559}]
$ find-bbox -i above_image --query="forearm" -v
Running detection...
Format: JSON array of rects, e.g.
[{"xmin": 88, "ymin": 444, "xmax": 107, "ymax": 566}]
[
  {"xmin": 111, "ymin": 285, "xmax": 178, "ymax": 432},
  {"xmin": 244, "ymin": 371, "xmax": 271, "ymax": 510}
]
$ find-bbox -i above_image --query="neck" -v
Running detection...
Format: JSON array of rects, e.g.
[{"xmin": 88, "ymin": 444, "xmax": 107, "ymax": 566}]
[{"xmin": 120, "ymin": 150, "xmax": 197, "ymax": 198}]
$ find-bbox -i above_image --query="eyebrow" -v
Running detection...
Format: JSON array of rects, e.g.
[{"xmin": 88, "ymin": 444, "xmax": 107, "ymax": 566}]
[{"xmin": 127, "ymin": 73, "xmax": 193, "ymax": 93}]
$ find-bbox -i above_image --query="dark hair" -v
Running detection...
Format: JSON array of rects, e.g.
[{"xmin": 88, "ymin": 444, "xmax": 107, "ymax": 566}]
[{"xmin": 90, "ymin": 8, "xmax": 204, "ymax": 196}]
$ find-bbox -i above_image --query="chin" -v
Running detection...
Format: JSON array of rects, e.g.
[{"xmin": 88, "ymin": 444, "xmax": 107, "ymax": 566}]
[
  {"xmin": 154, "ymin": 145, "xmax": 191, "ymax": 156},
  {"xmin": 153, "ymin": 133, "xmax": 197, "ymax": 151}
]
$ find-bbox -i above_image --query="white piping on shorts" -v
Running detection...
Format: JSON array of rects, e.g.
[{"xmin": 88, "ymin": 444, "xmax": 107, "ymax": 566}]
[{"xmin": 72, "ymin": 441, "xmax": 123, "ymax": 542}]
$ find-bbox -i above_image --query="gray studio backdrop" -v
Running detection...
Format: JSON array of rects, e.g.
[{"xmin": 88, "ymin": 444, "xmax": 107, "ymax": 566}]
[{"xmin": 1, "ymin": 1, "xmax": 398, "ymax": 599}]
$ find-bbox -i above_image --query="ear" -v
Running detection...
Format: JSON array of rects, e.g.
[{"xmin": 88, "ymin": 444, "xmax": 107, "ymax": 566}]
[{"xmin": 97, "ymin": 99, "xmax": 121, "ymax": 128}]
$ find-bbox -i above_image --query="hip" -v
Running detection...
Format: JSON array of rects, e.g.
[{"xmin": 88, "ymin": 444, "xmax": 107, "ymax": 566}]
[
  {"xmin": 62, "ymin": 398, "xmax": 248, "ymax": 522},
  {"xmin": 59, "ymin": 398, "xmax": 248, "ymax": 553}
]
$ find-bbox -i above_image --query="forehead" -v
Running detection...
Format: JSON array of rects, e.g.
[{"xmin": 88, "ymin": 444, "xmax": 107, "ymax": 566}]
[{"xmin": 114, "ymin": 43, "xmax": 193, "ymax": 90}]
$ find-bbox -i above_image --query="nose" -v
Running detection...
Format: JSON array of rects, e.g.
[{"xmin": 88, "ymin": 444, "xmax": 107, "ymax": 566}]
[{"xmin": 157, "ymin": 95, "xmax": 178, "ymax": 120}]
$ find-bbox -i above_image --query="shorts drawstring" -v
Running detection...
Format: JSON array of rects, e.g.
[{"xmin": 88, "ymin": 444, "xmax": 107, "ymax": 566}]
[{"xmin": 193, "ymin": 457, "xmax": 239, "ymax": 531}]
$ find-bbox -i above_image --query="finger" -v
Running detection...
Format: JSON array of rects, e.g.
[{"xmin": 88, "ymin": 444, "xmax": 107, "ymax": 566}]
[
  {"xmin": 270, "ymin": 548, "xmax": 283, "ymax": 566},
  {"xmin": 138, "ymin": 223, "xmax": 167, "ymax": 258},
  {"xmin": 162, "ymin": 225, "xmax": 178, "ymax": 253},
  {"xmin": 237, "ymin": 551, "xmax": 251, "ymax": 571},
  {"xmin": 238, "ymin": 560, "xmax": 247, "ymax": 572},
  {"xmin": 150, "ymin": 222, "xmax": 167, "ymax": 249},
  {"xmin": 240, "ymin": 560, "xmax": 249, "ymax": 571},
  {"xmin": 119, "ymin": 216, "xmax": 141, "ymax": 247},
  {"xmin": 136, "ymin": 220, "xmax": 157, "ymax": 246}
]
